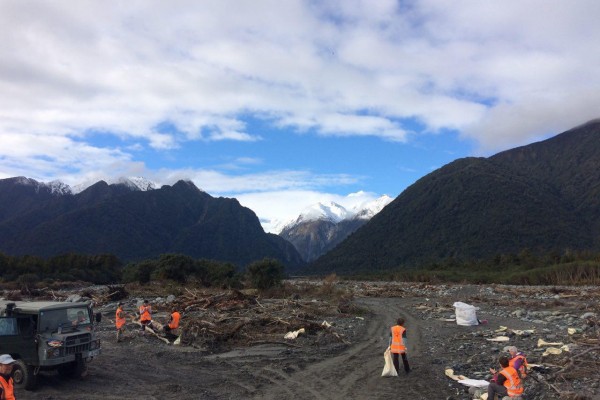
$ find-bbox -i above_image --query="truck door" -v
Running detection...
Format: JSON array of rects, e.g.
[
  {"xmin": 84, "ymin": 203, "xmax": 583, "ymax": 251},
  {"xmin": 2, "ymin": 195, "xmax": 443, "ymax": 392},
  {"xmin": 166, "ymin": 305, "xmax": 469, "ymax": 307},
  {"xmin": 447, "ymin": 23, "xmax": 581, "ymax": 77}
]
[{"xmin": 0, "ymin": 316, "xmax": 37, "ymax": 363}]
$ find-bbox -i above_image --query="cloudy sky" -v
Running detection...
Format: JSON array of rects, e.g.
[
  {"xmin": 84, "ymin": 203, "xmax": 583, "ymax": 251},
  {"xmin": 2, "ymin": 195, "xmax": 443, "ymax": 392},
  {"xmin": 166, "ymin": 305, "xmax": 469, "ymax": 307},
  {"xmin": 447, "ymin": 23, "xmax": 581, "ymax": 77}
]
[{"xmin": 1, "ymin": 1, "xmax": 599, "ymax": 232}]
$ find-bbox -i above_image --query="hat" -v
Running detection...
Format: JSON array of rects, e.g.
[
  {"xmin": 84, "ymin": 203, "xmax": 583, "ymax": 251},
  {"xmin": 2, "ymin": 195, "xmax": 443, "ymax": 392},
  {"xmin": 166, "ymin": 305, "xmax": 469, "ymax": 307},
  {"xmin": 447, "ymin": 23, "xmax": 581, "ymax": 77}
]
[
  {"xmin": 504, "ymin": 346, "xmax": 518, "ymax": 353},
  {"xmin": 0, "ymin": 354, "xmax": 16, "ymax": 365}
]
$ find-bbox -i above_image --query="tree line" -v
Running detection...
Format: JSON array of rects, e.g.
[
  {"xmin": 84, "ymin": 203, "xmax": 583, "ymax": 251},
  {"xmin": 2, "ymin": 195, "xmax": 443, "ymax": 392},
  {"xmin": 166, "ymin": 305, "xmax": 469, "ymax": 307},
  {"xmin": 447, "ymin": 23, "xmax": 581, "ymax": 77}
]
[{"xmin": 0, "ymin": 252, "xmax": 285, "ymax": 290}]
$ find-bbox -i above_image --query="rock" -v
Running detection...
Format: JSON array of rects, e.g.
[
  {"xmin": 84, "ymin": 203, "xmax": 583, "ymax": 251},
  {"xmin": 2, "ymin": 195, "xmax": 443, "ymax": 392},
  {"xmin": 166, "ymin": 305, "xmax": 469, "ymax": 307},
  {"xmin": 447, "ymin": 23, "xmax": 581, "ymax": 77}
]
[
  {"xmin": 166, "ymin": 294, "xmax": 176, "ymax": 303},
  {"xmin": 66, "ymin": 294, "xmax": 82, "ymax": 302},
  {"xmin": 580, "ymin": 312, "xmax": 596, "ymax": 319}
]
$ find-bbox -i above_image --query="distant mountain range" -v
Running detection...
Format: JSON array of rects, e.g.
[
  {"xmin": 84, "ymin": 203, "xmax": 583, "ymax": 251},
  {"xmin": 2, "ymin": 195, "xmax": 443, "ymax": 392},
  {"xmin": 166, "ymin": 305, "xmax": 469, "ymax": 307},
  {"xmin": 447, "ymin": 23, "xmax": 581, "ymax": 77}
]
[
  {"xmin": 278, "ymin": 196, "xmax": 392, "ymax": 262},
  {"xmin": 307, "ymin": 119, "xmax": 600, "ymax": 274},
  {"xmin": 0, "ymin": 178, "xmax": 303, "ymax": 268}
]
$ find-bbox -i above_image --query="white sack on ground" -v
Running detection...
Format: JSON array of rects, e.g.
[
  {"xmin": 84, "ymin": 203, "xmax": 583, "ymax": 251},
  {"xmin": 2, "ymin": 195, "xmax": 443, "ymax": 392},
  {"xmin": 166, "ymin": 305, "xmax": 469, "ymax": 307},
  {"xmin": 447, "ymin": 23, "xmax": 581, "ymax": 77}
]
[
  {"xmin": 381, "ymin": 347, "xmax": 398, "ymax": 377},
  {"xmin": 453, "ymin": 302, "xmax": 480, "ymax": 326},
  {"xmin": 458, "ymin": 379, "xmax": 490, "ymax": 388}
]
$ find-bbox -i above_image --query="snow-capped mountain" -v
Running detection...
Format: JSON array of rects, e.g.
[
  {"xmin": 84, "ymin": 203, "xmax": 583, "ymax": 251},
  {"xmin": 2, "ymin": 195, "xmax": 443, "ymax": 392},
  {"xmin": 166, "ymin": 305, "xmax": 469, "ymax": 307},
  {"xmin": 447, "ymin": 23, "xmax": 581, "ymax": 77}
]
[
  {"xmin": 278, "ymin": 195, "xmax": 394, "ymax": 262},
  {"xmin": 71, "ymin": 177, "xmax": 158, "ymax": 193},
  {"xmin": 352, "ymin": 195, "xmax": 393, "ymax": 219}
]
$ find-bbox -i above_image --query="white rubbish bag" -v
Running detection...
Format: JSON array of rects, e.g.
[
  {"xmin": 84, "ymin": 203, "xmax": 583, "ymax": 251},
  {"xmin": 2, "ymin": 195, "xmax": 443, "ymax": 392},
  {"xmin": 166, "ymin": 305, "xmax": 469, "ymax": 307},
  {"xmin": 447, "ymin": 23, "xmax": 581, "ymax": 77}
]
[
  {"xmin": 453, "ymin": 302, "xmax": 479, "ymax": 326},
  {"xmin": 381, "ymin": 347, "xmax": 398, "ymax": 377}
]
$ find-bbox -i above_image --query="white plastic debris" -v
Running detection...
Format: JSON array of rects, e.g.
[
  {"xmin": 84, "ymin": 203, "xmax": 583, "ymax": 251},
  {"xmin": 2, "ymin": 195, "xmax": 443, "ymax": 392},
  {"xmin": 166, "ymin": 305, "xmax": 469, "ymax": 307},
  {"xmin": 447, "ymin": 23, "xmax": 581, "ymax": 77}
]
[
  {"xmin": 537, "ymin": 338, "xmax": 563, "ymax": 347},
  {"xmin": 284, "ymin": 328, "xmax": 305, "ymax": 339},
  {"xmin": 453, "ymin": 302, "xmax": 480, "ymax": 326},
  {"xmin": 321, "ymin": 320, "xmax": 332, "ymax": 328},
  {"xmin": 486, "ymin": 336, "xmax": 510, "ymax": 342}
]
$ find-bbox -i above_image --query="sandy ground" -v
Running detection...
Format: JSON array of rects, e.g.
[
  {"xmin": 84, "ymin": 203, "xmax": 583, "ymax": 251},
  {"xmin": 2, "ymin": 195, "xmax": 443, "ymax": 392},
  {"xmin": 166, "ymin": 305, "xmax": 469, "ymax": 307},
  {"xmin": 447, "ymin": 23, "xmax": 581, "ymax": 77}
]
[{"xmin": 13, "ymin": 283, "xmax": 599, "ymax": 400}]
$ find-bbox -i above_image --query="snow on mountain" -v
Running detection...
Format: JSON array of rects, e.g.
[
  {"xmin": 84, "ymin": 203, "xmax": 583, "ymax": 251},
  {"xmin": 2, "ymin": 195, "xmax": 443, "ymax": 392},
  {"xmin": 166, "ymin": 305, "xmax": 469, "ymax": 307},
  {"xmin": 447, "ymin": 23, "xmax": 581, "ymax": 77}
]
[
  {"xmin": 12, "ymin": 176, "xmax": 73, "ymax": 195},
  {"xmin": 115, "ymin": 176, "xmax": 157, "ymax": 191},
  {"xmin": 45, "ymin": 180, "xmax": 73, "ymax": 195},
  {"xmin": 296, "ymin": 202, "xmax": 350, "ymax": 224},
  {"xmin": 351, "ymin": 195, "xmax": 393, "ymax": 219},
  {"xmin": 71, "ymin": 176, "xmax": 158, "ymax": 193},
  {"xmin": 274, "ymin": 195, "xmax": 394, "ymax": 234}
]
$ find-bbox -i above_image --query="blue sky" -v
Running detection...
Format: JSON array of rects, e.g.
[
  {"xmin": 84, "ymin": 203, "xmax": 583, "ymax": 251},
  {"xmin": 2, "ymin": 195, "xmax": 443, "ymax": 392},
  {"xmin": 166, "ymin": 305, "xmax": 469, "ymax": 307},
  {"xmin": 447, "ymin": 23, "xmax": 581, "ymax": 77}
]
[{"xmin": 1, "ymin": 1, "xmax": 599, "ymax": 232}]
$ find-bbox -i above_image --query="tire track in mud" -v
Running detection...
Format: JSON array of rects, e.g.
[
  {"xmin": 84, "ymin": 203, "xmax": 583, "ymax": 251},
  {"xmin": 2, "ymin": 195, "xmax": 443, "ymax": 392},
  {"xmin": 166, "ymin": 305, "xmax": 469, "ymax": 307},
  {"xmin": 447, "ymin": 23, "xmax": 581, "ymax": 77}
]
[{"xmin": 252, "ymin": 297, "xmax": 445, "ymax": 400}]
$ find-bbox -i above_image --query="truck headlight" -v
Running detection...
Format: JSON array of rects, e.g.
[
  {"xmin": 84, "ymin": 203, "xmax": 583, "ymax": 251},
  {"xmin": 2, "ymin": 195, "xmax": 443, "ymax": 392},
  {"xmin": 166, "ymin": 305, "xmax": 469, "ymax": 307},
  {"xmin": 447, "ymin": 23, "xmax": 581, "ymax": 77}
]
[
  {"xmin": 47, "ymin": 340, "xmax": 63, "ymax": 348},
  {"xmin": 90, "ymin": 339, "xmax": 101, "ymax": 350},
  {"xmin": 46, "ymin": 348, "xmax": 61, "ymax": 358}
]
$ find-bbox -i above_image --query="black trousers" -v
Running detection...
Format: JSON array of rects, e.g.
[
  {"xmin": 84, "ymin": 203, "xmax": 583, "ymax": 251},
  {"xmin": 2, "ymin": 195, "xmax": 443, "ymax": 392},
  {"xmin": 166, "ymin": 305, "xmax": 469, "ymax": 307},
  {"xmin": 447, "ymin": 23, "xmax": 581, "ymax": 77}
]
[{"xmin": 392, "ymin": 352, "xmax": 410, "ymax": 374}]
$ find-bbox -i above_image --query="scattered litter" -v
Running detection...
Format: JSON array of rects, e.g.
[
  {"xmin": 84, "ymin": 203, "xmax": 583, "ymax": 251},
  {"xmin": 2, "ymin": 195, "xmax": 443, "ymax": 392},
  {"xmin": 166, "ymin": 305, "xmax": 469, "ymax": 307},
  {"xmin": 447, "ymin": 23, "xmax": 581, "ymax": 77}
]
[
  {"xmin": 445, "ymin": 368, "xmax": 467, "ymax": 381},
  {"xmin": 453, "ymin": 302, "xmax": 480, "ymax": 326},
  {"xmin": 495, "ymin": 326, "xmax": 507, "ymax": 332},
  {"xmin": 542, "ymin": 347, "xmax": 562, "ymax": 356},
  {"xmin": 284, "ymin": 328, "xmax": 305, "ymax": 339},
  {"xmin": 457, "ymin": 378, "xmax": 489, "ymax": 388},
  {"xmin": 511, "ymin": 329, "xmax": 534, "ymax": 336},
  {"xmin": 537, "ymin": 338, "xmax": 563, "ymax": 347},
  {"xmin": 321, "ymin": 320, "xmax": 332, "ymax": 328},
  {"xmin": 486, "ymin": 336, "xmax": 510, "ymax": 342}
]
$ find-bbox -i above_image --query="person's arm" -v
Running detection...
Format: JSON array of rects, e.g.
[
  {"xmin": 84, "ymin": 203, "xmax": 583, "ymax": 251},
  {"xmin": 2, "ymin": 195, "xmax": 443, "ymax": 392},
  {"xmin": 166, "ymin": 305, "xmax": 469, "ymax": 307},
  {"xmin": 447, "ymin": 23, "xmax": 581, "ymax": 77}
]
[
  {"xmin": 496, "ymin": 372, "xmax": 507, "ymax": 385},
  {"xmin": 513, "ymin": 358, "xmax": 523, "ymax": 371}
]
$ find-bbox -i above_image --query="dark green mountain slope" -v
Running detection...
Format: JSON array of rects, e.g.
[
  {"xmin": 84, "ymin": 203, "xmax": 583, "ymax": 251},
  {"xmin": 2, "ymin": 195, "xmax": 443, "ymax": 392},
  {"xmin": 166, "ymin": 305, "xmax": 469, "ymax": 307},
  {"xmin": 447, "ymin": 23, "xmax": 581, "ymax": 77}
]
[
  {"xmin": 0, "ymin": 179, "xmax": 303, "ymax": 268},
  {"xmin": 307, "ymin": 120, "xmax": 600, "ymax": 274}
]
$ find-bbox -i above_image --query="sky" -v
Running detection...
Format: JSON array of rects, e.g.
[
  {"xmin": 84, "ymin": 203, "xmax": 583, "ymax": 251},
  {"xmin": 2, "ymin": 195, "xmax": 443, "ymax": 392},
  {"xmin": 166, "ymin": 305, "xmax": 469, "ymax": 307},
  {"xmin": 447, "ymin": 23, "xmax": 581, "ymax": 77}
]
[{"xmin": 1, "ymin": 1, "xmax": 600, "ymax": 232}]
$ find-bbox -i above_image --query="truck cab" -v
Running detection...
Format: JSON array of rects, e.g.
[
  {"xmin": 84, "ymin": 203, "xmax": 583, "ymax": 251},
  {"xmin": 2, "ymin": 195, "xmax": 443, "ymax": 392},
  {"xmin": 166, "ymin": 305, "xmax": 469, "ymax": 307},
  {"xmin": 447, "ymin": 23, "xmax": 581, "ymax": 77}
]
[{"xmin": 0, "ymin": 300, "xmax": 102, "ymax": 389}]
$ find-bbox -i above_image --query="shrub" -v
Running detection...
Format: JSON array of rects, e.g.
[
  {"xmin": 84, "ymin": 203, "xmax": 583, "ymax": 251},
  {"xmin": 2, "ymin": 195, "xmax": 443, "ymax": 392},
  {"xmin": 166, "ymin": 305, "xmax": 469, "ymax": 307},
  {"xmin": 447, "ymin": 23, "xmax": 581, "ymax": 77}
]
[{"xmin": 246, "ymin": 258, "xmax": 284, "ymax": 290}]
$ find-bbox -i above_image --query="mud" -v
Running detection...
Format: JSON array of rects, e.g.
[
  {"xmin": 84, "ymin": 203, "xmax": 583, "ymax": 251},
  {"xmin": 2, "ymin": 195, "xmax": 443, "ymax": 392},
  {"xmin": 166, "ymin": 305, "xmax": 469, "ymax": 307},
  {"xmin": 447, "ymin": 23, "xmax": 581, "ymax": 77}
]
[{"xmin": 14, "ymin": 282, "xmax": 599, "ymax": 400}]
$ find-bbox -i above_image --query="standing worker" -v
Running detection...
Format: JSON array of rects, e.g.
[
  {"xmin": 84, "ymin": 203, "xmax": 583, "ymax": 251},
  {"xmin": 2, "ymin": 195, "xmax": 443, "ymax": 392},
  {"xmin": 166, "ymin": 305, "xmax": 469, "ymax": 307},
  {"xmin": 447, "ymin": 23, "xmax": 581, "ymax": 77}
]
[
  {"xmin": 139, "ymin": 299, "xmax": 153, "ymax": 334},
  {"xmin": 163, "ymin": 309, "xmax": 181, "ymax": 340},
  {"xmin": 0, "ymin": 354, "xmax": 16, "ymax": 400},
  {"xmin": 488, "ymin": 356, "xmax": 524, "ymax": 400},
  {"xmin": 389, "ymin": 317, "xmax": 410, "ymax": 374},
  {"xmin": 115, "ymin": 302, "xmax": 127, "ymax": 342},
  {"xmin": 506, "ymin": 346, "xmax": 528, "ymax": 378}
]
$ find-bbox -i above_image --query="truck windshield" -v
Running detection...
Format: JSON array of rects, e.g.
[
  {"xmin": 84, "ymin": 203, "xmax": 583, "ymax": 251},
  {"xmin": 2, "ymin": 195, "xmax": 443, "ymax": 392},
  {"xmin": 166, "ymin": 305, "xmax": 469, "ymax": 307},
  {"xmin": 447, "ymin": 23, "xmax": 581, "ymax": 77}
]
[{"xmin": 39, "ymin": 307, "xmax": 91, "ymax": 333}]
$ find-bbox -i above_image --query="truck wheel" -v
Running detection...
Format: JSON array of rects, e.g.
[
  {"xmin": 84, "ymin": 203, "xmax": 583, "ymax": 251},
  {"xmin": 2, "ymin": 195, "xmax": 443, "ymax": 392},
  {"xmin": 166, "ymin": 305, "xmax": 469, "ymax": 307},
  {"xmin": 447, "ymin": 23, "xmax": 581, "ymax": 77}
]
[{"xmin": 13, "ymin": 359, "xmax": 37, "ymax": 390}]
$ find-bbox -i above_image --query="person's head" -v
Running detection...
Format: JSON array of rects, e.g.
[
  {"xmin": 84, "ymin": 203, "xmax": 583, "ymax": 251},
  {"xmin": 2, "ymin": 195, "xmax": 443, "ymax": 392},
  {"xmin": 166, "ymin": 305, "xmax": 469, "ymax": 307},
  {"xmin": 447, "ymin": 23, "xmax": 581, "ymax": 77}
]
[
  {"xmin": 505, "ymin": 346, "xmax": 518, "ymax": 357},
  {"xmin": 499, "ymin": 356, "xmax": 509, "ymax": 368},
  {"xmin": 143, "ymin": 300, "xmax": 148, "ymax": 305},
  {"xmin": 118, "ymin": 302, "xmax": 123, "ymax": 308},
  {"xmin": 0, "ymin": 354, "xmax": 15, "ymax": 375},
  {"xmin": 396, "ymin": 318, "xmax": 405, "ymax": 326},
  {"xmin": 76, "ymin": 311, "xmax": 86, "ymax": 321}
]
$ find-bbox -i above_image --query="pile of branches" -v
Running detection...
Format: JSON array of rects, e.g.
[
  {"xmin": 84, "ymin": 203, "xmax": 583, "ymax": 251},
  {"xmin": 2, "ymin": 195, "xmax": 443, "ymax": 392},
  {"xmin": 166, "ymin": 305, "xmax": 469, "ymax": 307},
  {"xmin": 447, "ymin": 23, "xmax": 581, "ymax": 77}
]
[{"xmin": 168, "ymin": 288, "xmax": 350, "ymax": 350}]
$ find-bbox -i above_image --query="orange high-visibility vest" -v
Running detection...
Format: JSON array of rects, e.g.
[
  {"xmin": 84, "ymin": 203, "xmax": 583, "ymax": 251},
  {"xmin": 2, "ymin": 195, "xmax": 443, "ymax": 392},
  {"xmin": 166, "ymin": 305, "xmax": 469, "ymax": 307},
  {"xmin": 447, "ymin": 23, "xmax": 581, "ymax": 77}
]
[
  {"xmin": 500, "ymin": 366, "xmax": 524, "ymax": 397},
  {"xmin": 390, "ymin": 325, "xmax": 406, "ymax": 354},
  {"xmin": 139, "ymin": 305, "xmax": 152, "ymax": 322},
  {"xmin": 168, "ymin": 311, "xmax": 181, "ymax": 329},
  {"xmin": 0, "ymin": 375, "xmax": 15, "ymax": 400},
  {"xmin": 509, "ymin": 353, "xmax": 528, "ymax": 378},
  {"xmin": 115, "ymin": 307, "xmax": 126, "ymax": 329}
]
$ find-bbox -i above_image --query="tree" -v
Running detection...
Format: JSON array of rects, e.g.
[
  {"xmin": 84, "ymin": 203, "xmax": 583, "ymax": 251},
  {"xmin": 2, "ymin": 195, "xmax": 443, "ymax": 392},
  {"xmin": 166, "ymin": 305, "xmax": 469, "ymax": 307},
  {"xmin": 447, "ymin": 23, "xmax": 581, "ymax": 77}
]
[{"xmin": 246, "ymin": 258, "xmax": 284, "ymax": 290}]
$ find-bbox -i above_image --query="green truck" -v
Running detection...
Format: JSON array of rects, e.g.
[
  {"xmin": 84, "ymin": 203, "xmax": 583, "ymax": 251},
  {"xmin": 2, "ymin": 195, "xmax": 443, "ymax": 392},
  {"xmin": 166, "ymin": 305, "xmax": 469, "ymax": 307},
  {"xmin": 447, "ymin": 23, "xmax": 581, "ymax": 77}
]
[{"xmin": 0, "ymin": 300, "xmax": 102, "ymax": 389}]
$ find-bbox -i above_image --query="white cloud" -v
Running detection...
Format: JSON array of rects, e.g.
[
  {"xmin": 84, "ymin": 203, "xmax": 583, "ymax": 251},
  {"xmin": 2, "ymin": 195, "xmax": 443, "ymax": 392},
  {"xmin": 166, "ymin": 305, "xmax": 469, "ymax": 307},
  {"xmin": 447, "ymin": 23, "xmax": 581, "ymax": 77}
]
[{"xmin": 1, "ymin": 0, "xmax": 600, "ymax": 226}]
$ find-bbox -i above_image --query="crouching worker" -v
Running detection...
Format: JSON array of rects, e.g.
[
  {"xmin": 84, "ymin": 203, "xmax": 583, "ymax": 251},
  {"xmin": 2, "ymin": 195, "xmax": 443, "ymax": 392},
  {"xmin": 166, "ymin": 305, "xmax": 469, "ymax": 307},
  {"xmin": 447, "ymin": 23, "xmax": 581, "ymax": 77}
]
[
  {"xmin": 389, "ymin": 317, "xmax": 410, "ymax": 374},
  {"xmin": 506, "ymin": 346, "xmax": 528, "ymax": 379},
  {"xmin": 488, "ymin": 356, "xmax": 524, "ymax": 400},
  {"xmin": 163, "ymin": 309, "xmax": 181, "ymax": 339}
]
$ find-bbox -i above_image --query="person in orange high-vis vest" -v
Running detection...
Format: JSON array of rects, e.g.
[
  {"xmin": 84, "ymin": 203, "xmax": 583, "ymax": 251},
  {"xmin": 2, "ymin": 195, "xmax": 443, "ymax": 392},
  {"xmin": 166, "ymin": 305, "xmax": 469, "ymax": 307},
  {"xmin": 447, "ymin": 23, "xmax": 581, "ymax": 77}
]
[
  {"xmin": 488, "ymin": 356, "xmax": 524, "ymax": 399},
  {"xmin": 506, "ymin": 346, "xmax": 528, "ymax": 379},
  {"xmin": 163, "ymin": 310, "xmax": 181, "ymax": 338},
  {"xmin": 115, "ymin": 302, "xmax": 127, "ymax": 342},
  {"xmin": 389, "ymin": 318, "xmax": 410, "ymax": 374},
  {"xmin": 139, "ymin": 300, "xmax": 153, "ymax": 334},
  {"xmin": 0, "ymin": 354, "xmax": 16, "ymax": 400}
]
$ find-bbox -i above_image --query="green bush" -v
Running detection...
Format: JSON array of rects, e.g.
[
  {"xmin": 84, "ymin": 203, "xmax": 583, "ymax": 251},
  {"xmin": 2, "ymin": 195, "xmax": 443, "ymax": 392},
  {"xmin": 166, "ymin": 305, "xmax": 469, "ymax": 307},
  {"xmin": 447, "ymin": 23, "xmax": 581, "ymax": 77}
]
[{"xmin": 246, "ymin": 258, "xmax": 284, "ymax": 290}]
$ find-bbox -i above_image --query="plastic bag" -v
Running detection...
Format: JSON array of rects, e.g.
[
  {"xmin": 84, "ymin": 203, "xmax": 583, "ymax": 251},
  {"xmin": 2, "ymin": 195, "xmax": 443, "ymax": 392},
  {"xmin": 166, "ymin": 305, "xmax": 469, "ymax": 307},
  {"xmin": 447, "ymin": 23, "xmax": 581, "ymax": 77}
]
[
  {"xmin": 453, "ymin": 302, "xmax": 479, "ymax": 326},
  {"xmin": 381, "ymin": 347, "xmax": 398, "ymax": 377}
]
